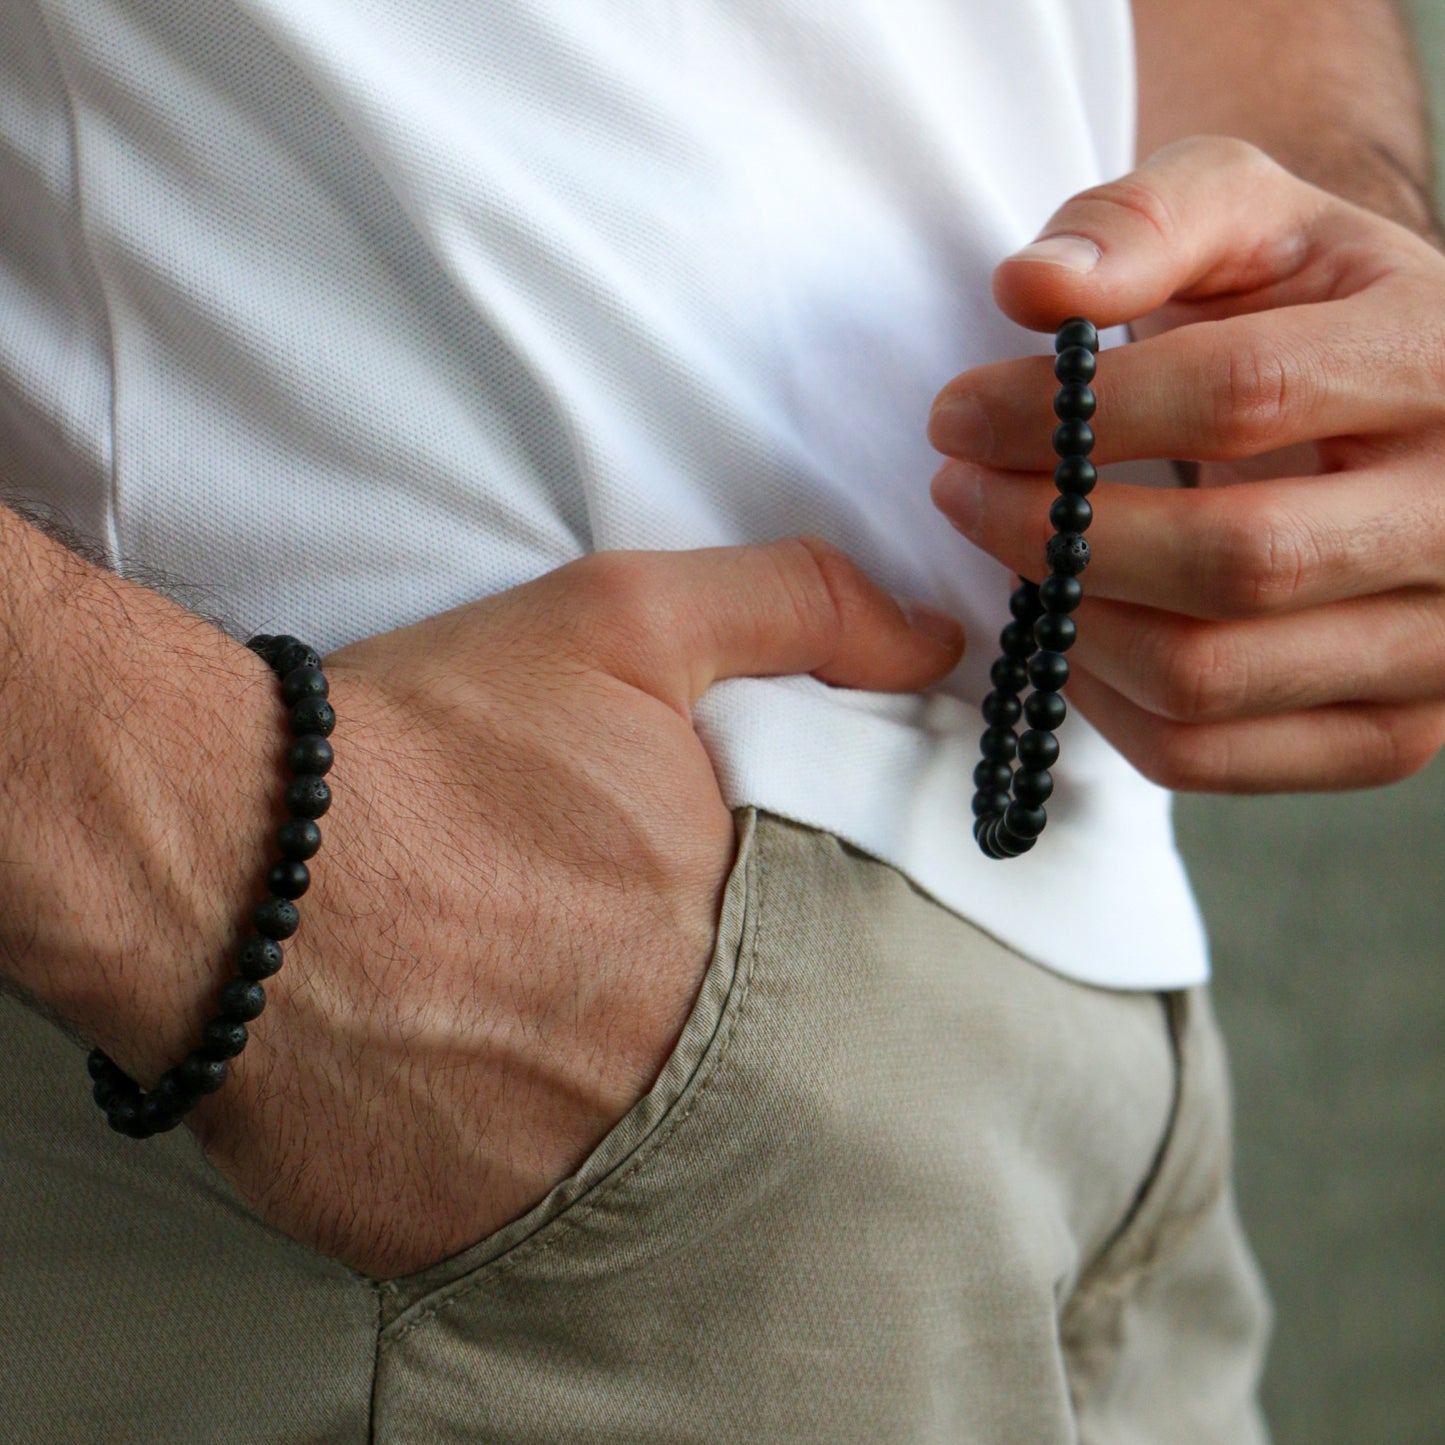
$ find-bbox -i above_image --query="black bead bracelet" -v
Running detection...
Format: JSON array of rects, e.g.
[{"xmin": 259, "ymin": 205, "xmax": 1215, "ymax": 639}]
[
  {"xmin": 973, "ymin": 317, "xmax": 1098, "ymax": 860},
  {"xmin": 86, "ymin": 634, "xmax": 334, "ymax": 1138}
]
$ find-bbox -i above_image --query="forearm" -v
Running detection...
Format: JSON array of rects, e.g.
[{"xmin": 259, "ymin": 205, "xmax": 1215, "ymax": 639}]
[
  {"xmin": 0, "ymin": 502, "xmax": 280, "ymax": 1077},
  {"xmin": 1132, "ymin": 0, "xmax": 1441, "ymax": 239}
]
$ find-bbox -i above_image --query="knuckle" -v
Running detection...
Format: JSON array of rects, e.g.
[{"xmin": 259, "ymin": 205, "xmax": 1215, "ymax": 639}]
[
  {"xmin": 1154, "ymin": 623, "xmax": 1248, "ymax": 723},
  {"xmin": 1136, "ymin": 718, "xmax": 1224, "ymax": 792},
  {"xmin": 1211, "ymin": 340, "xmax": 1297, "ymax": 458},
  {"xmin": 1363, "ymin": 705, "xmax": 1445, "ymax": 785},
  {"xmin": 1199, "ymin": 496, "xmax": 1316, "ymax": 618},
  {"xmin": 773, "ymin": 534, "xmax": 864, "ymax": 644}
]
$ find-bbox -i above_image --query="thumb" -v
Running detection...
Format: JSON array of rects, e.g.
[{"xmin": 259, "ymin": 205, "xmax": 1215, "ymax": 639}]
[{"xmin": 559, "ymin": 536, "xmax": 965, "ymax": 712}]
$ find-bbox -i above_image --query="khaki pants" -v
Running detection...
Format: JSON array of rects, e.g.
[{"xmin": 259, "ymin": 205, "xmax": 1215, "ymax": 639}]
[{"xmin": 2, "ymin": 808, "xmax": 1270, "ymax": 1443}]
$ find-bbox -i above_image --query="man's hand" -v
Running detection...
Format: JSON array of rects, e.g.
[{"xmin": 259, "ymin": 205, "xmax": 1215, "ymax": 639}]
[
  {"xmin": 927, "ymin": 136, "xmax": 1445, "ymax": 794},
  {"xmin": 158, "ymin": 538, "xmax": 961, "ymax": 1278}
]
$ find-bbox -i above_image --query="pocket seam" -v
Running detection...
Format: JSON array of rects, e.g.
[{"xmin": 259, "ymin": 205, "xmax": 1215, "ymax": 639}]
[{"xmin": 379, "ymin": 808, "xmax": 770, "ymax": 1349}]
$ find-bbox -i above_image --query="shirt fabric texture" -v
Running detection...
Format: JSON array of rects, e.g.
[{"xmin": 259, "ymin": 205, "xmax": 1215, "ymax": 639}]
[{"xmin": 0, "ymin": 0, "xmax": 1211, "ymax": 989}]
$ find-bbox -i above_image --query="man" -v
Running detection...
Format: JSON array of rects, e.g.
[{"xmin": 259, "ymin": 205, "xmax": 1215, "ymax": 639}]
[{"xmin": 2, "ymin": 0, "xmax": 1441, "ymax": 1438}]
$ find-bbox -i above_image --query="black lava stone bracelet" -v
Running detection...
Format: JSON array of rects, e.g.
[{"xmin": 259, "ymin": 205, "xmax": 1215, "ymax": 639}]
[
  {"xmin": 86, "ymin": 634, "xmax": 335, "ymax": 1138},
  {"xmin": 973, "ymin": 317, "xmax": 1098, "ymax": 860}
]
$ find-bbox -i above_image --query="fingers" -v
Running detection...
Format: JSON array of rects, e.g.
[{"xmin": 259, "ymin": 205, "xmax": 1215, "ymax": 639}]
[
  {"xmin": 987, "ymin": 135, "xmax": 1403, "ymax": 335},
  {"xmin": 549, "ymin": 537, "xmax": 965, "ymax": 711},
  {"xmin": 1067, "ymin": 590, "xmax": 1445, "ymax": 722},
  {"xmin": 930, "ymin": 460, "xmax": 1445, "ymax": 618},
  {"xmin": 930, "ymin": 294, "xmax": 1444, "ymax": 470},
  {"xmin": 1065, "ymin": 664, "xmax": 1445, "ymax": 793}
]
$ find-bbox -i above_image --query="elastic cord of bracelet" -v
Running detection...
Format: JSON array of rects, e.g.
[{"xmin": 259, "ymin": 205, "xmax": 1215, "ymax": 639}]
[
  {"xmin": 972, "ymin": 318, "xmax": 1098, "ymax": 860},
  {"xmin": 86, "ymin": 634, "xmax": 335, "ymax": 1138}
]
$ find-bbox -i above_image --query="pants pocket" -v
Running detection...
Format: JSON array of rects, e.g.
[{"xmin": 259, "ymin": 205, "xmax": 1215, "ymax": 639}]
[{"xmin": 374, "ymin": 803, "xmax": 761, "ymax": 1328}]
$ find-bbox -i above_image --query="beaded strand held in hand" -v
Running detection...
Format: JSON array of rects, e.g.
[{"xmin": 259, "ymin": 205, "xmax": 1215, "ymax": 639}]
[
  {"xmin": 973, "ymin": 317, "xmax": 1098, "ymax": 859},
  {"xmin": 85, "ymin": 635, "xmax": 335, "ymax": 1138}
]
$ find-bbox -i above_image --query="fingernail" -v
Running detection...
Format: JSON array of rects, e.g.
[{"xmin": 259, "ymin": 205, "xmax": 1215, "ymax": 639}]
[
  {"xmin": 1007, "ymin": 234, "xmax": 1102, "ymax": 273},
  {"xmin": 930, "ymin": 461, "xmax": 982, "ymax": 533},
  {"xmin": 900, "ymin": 600, "xmax": 965, "ymax": 651},
  {"xmin": 929, "ymin": 394, "xmax": 994, "ymax": 460}
]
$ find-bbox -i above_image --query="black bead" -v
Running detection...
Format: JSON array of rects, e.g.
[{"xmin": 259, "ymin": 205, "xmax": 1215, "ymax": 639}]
[
  {"xmin": 253, "ymin": 896, "xmax": 300, "ymax": 940},
  {"xmin": 1012, "ymin": 768, "xmax": 1054, "ymax": 806},
  {"xmin": 991, "ymin": 819, "xmax": 1036, "ymax": 857},
  {"xmin": 87, "ymin": 1048, "xmax": 117, "ymax": 1083},
  {"xmin": 286, "ymin": 735, "xmax": 334, "ymax": 777},
  {"xmin": 1052, "ymin": 420, "xmax": 1095, "ymax": 457},
  {"xmin": 981, "ymin": 691, "xmax": 1022, "ymax": 728},
  {"xmin": 249, "ymin": 634, "xmax": 297, "ymax": 668},
  {"xmin": 107, "ymin": 1097, "xmax": 146, "ymax": 1138},
  {"xmin": 201, "ymin": 1018, "xmax": 249, "ymax": 1061},
  {"xmin": 1053, "ymin": 386, "xmax": 1096, "ymax": 422},
  {"xmin": 1055, "ymin": 318, "xmax": 1099, "ymax": 353},
  {"xmin": 266, "ymin": 859, "xmax": 310, "ymax": 900},
  {"xmin": 91, "ymin": 1075, "xmax": 121, "ymax": 1110},
  {"xmin": 248, "ymin": 634, "xmax": 276, "ymax": 653},
  {"xmin": 290, "ymin": 697, "xmax": 336, "ymax": 738},
  {"xmin": 275, "ymin": 642, "xmax": 322, "ymax": 678},
  {"xmin": 218, "ymin": 978, "xmax": 267, "ymax": 1023},
  {"xmin": 281, "ymin": 665, "xmax": 329, "ymax": 707},
  {"xmin": 1049, "ymin": 494, "xmax": 1093, "ymax": 534},
  {"xmin": 972, "ymin": 789, "xmax": 1011, "ymax": 819},
  {"xmin": 974, "ymin": 759, "xmax": 1014, "ymax": 792},
  {"xmin": 1025, "ymin": 691, "xmax": 1067, "ymax": 731},
  {"xmin": 153, "ymin": 1070, "xmax": 200, "ymax": 1116},
  {"xmin": 238, "ymin": 934, "xmax": 285, "ymax": 980},
  {"xmin": 1033, "ymin": 613, "xmax": 1078, "ymax": 652},
  {"xmin": 1053, "ymin": 457, "xmax": 1097, "ymax": 496},
  {"xmin": 285, "ymin": 776, "xmax": 332, "ymax": 820},
  {"xmin": 990, "ymin": 657, "xmax": 1028, "ymax": 694},
  {"xmin": 1004, "ymin": 802, "xmax": 1048, "ymax": 840},
  {"xmin": 179, "ymin": 1053, "xmax": 229, "ymax": 1095},
  {"xmin": 1028, "ymin": 651, "xmax": 1070, "ymax": 692},
  {"xmin": 1040, "ymin": 575, "xmax": 1083, "ymax": 614},
  {"xmin": 139, "ymin": 1094, "xmax": 184, "ymax": 1135},
  {"xmin": 1054, "ymin": 346, "xmax": 1097, "ymax": 384},
  {"xmin": 1045, "ymin": 533, "xmax": 1091, "ymax": 576},
  {"xmin": 1009, "ymin": 582, "xmax": 1043, "ymax": 622},
  {"xmin": 276, "ymin": 818, "xmax": 322, "ymax": 861},
  {"xmin": 1018, "ymin": 728, "xmax": 1060, "ymax": 770},
  {"xmin": 999, "ymin": 621, "xmax": 1037, "ymax": 660},
  {"xmin": 979, "ymin": 727, "xmax": 1018, "ymax": 762}
]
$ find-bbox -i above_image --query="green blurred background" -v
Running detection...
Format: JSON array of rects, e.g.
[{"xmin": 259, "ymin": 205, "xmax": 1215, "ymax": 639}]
[{"xmin": 1176, "ymin": 9, "xmax": 1445, "ymax": 1438}]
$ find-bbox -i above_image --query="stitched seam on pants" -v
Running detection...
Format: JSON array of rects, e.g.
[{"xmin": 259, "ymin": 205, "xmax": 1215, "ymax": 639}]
[{"xmin": 379, "ymin": 814, "xmax": 772, "ymax": 1348}]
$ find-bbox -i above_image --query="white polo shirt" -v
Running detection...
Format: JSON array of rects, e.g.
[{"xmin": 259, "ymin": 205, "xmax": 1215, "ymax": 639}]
[{"xmin": 0, "ymin": 0, "xmax": 1209, "ymax": 988}]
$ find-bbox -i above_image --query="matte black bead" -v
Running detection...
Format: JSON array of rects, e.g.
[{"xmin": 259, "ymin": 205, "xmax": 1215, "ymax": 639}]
[
  {"xmin": 266, "ymin": 859, "xmax": 310, "ymax": 900},
  {"xmin": 107, "ymin": 1098, "xmax": 145, "ymax": 1137},
  {"xmin": 1045, "ymin": 533, "xmax": 1091, "ymax": 576},
  {"xmin": 238, "ymin": 934, "xmax": 285, "ymax": 980},
  {"xmin": 999, "ymin": 621, "xmax": 1037, "ymax": 660},
  {"xmin": 974, "ymin": 759, "xmax": 1014, "ymax": 792},
  {"xmin": 1012, "ymin": 767, "xmax": 1054, "ymax": 806},
  {"xmin": 253, "ymin": 896, "xmax": 300, "ymax": 940},
  {"xmin": 139, "ymin": 1094, "xmax": 184, "ymax": 1134},
  {"xmin": 248, "ymin": 634, "xmax": 276, "ymax": 653},
  {"xmin": 981, "ymin": 691, "xmax": 1022, "ymax": 728},
  {"xmin": 276, "ymin": 819, "xmax": 322, "ymax": 861},
  {"xmin": 1054, "ymin": 346, "xmax": 1097, "ymax": 384},
  {"xmin": 990, "ymin": 657, "xmax": 1028, "ymax": 694},
  {"xmin": 91, "ymin": 1076, "xmax": 121, "ymax": 1110},
  {"xmin": 286, "ymin": 735, "xmax": 334, "ymax": 777},
  {"xmin": 1053, "ymin": 457, "xmax": 1097, "ymax": 496},
  {"xmin": 975, "ymin": 817, "xmax": 1007, "ymax": 860},
  {"xmin": 281, "ymin": 665, "xmax": 329, "ymax": 707},
  {"xmin": 179, "ymin": 1053, "xmax": 229, "ymax": 1095},
  {"xmin": 1049, "ymin": 494, "xmax": 1093, "ymax": 534},
  {"xmin": 980, "ymin": 727, "xmax": 1018, "ymax": 762},
  {"xmin": 1008, "ymin": 582, "xmax": 1043, "ymax": 622},
  {"xmin": 1053, "ymin": 385, "xmax": 1096, "ymax": 422},
  {"xmin": 972, "ymin": 788, "xmax": 1011, "ymax": 819},
  {"xmin": 285, "ymin": 776, "xmax": 332, "ymax": 820},
  {"xmin": 1024, "ymin": 691, "xmax": 1067, "ymax": 731},
  {"xmin": 87, "ymin": 1048, "xmax": 115, "ymax": 1083},
  {"xmin": 1052, "ymin": 420, "xmax": 1095, "ymax": 457},
  {"xmin": 201, "ymin": 1018, "xmax": 249, "ymax": 1061},
  {"xmin": 249, "ymin": 634, "xmax": 298, "ymax": 668},
  {"xmin": 1017, "ymin": 729, "xmax": 1060, "ymax": 770},
  {"xmin": 290, "ymin": 697, "xmax": 336, "ymax": 738},
  {"xmin": 153, "ymin": 1070, "xmax": 200, "ymax": 1116},
  {"xmin": 1040, "ymin": 575, "xmax": 1083, "ymax": 614},
  {"xmin": 275, "ymin": 642, "xmax": 322, "ymax": 678},
  {"xmin": 218, "ymin": 978, "xmax": 267, "ymax": 1023},
  {"xmin": 1004, "ymin": 802, "xmax": 1048, "ymax": 839},
  {"xmin": 1033, "ymin": 613, "xmax": 1078, "ymax": 652},
  {"xmin": 1056, "ymin": 318, "xmax": 1099, "ymax": 354},
  {"xmin": 1028, "ymin": 651, "xmax": 1070, "ymax": 692},
  {"xmin": 991, "ymin": 819, "xmax": 1035, "ymax": 857}
]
